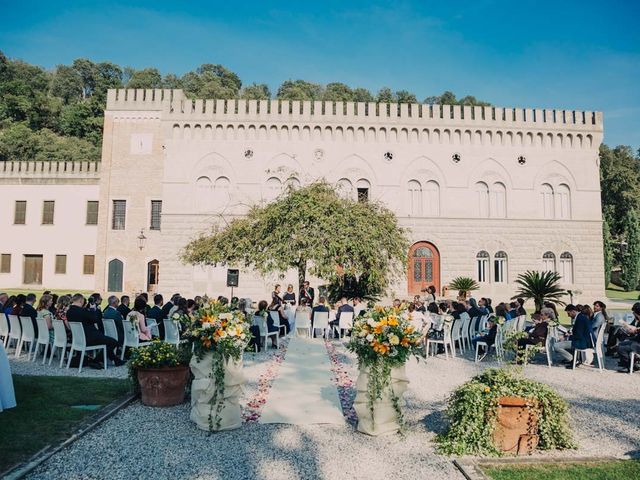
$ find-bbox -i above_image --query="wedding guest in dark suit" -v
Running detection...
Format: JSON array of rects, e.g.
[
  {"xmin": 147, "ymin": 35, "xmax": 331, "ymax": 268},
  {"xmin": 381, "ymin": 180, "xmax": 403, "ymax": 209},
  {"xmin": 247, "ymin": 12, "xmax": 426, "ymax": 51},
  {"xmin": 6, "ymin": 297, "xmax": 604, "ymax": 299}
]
[
  {"xmin": 103, "ymin": 296, "xmax": 124, "ymax": 346},
  {"xmin": 21, "ymin": 293, "xmax": 39, "ymax": 337},
  {"xmin": 117, "ymin": 295, "xmax": 131, "ymax": 318},
  {"xmin": 554, "ymin": 304, "xmax": 592, "ymax": 367},
  {"xmin": 311, "ymin": 296, "xmax": 330, "ymax": 337},
  {"xmin": 87, "ymin": 293, "xmax": 104, "ymax": 333},
  {"xmin": 148, "ymin": 294, "xmax": 165, "ymax": 339},
  {"xmin": 161, "ymin": 293, "xmax": 180, "ymax": 320},
  {"xmin": 67, "ymin": 294, "xmax": 124, "ymax": 367},
  {"xmin": 331, "ymin": 297, "xmax": 354, "ymax": 338},
  {"xmin": 300, "ymin": 281, "xmax": 315, "ymax": 306}
]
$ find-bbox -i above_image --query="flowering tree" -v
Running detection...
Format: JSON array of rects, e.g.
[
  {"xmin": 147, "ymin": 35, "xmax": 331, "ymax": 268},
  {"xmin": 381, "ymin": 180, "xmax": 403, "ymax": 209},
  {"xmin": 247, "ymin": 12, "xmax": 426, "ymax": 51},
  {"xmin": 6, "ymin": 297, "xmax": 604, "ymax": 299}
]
[{"xmin": 181, "ymin": 181, "xmax": 409, "ymax": 295}]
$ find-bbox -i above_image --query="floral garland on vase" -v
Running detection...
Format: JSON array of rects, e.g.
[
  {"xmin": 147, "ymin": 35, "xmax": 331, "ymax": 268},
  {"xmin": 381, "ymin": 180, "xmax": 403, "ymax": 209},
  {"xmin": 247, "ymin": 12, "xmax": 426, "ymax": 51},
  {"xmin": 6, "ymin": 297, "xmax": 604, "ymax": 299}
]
[
  {"xmin": 182, "ymin": 299, "xmax": 252, "ymax": 431},
  {"xmin": 347, "ymin": 306, "xmax": 422, "ymax": 430}
]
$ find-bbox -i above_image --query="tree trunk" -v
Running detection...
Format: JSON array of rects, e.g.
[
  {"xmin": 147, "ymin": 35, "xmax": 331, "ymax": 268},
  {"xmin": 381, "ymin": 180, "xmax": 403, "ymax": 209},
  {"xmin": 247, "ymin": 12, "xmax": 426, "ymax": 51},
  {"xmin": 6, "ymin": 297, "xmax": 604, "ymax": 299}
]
[{"xmin": 297, "ymin": 260, "xmax": 307, "ymax": 293}]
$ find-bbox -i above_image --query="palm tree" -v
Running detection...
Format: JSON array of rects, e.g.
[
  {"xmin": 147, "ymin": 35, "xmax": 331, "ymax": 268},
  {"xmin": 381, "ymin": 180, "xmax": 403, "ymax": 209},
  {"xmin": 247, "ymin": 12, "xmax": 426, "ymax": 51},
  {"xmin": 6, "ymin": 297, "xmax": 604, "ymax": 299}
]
[
  {"xmin": 449, "ymin": 276, "xmax": 480, "ymax": 298},
  {"xmin": 511, "ymin": 270, "xmax": 567, "ymax": 312}
]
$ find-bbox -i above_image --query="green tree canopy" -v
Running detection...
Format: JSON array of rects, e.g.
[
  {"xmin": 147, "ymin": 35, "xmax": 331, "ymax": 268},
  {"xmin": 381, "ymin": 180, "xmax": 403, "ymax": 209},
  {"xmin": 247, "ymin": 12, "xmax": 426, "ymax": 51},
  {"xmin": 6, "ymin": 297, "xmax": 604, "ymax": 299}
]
[
  {"xmin": 620, "ymin": 208, "xmax": 640, "ymax": 291},
  {"xmin": 276, "ymin": 79, "xmax": 323, "ymax": 101},
  {"xmin": 240, "ymin": 83, "xmax": 271, "ymax": 100},
  {"xmin": 182, "ymin": 181, "xmax": 409, "ymax": 293},
  {"xmin": 126, "ymin": 68, "xmax": 163, "ymax": 89}
]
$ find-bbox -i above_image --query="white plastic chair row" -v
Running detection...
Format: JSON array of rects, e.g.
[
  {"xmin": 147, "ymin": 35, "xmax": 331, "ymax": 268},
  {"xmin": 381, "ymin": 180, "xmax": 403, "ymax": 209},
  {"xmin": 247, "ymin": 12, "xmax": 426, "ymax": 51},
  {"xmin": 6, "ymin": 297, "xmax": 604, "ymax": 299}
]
[
  {"xmin": 253, "ymin": 315, "xmax": 278, "ymax": 350},
  {"xmin": 313, "ymin": 311, "xmax": 330, "ymax": 339},
  {"xmin": 31, "ymin": 317, "xmax": 51, "ymax": 364},
  {"xmin": 295, "ymin": 311, "xmax": 311, "ymax": 337},
  {"xmin": 426, "ymin": 320, "xmax": 455, "ymax": 359},
  {"xmin": 163, "ymin": 319, "xmax": 181, "ymax": 346},
  {"xmin": 66, "ymin": 321, "xmax": 107, "ymax": 373},
  {"xmin": 475, "ymin": 324, "xmax": 504, "ymax": 363},
  {"xmin": 120, "ymin": 319, "xmax": 152, "ymax": 360},
  {"xmin": 572, "ymin": 322, "xmax": 607, "ymax": 372},
  {"xmin": 268, "ymin": 311, "xmax": 288, "ymax": 337},
  {"xmin": 334, "ymin": 311, "xmax": 354, "ymax": 339},
  {"xmin": 0, "ymin": 313, "xmax": 9, "ymax": 348}
]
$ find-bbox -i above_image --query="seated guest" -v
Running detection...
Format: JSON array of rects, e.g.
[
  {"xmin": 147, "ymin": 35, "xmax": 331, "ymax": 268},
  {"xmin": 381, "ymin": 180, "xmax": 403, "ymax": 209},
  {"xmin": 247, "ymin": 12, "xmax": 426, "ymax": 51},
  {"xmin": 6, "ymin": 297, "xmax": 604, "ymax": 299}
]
[
  {"xmin": 21, "ymin": 293, "xmax": 39, "ymax": 337},
  {"xmin": 160, "ymin": 293, "xmax": 179, "ymax": 320},
  {"xmin": 468, "ymin": 297, "xmax": 489, "ymax": 332},
  {"xmin": 540, "ymin": 306, "xmax": 557, "ymax": 323},
  {"xmin": 424, "ymin": 285, "xmax": 437, "ymax": 304},
  {"xmin": 148, "ymin": 294, "xmax": 164, "ymax": 339},
  {"xmin": 67, "ymin": 294, "xmax": 124, "ymax": 367},
  {"xmin": 607, "ymin": 302, "xmax": 640, "ymax": 355},
  {"xmin": 295, "ymin": 298, "xmax": 312, "ymax": 317},
  {"xmin": 554, "ymin": 304, "xmax": 592, "ymax": 368},
  {"xmin": 267, "ymin": 298, "xmax": 290, "ymax": 335},
  {"xmin": 0, "ymin": 292, "xmax": 8, "ymax": 313},
  {"xmin": 283, "ymin": 284, "xmax": 296, "ymax": 306},
  {"xmin": 472, "ymin": 316, "xmax": 498, "ymax": 353},
  {"xmin": 508, "ymin": 302, "xmax": 519, "ymax": 320},
  {"xmin": 36, "ymin": 294, "xmax": 54, "ymax": 343},
  {"xmin": 10, "ymin": 294, "xmax": 26, "ymax": 316},
  {"xmin": 175, "ymin": 297, "xmax": 189, "ymax": 315},
  {"xmin": 311, "ymin": 296, "xmax": 330, "ymax": 337},
  {"xmin": 138, "ymin": 293, "xmax": 150, "ymax": 316},
  {"xmin": 516, "ymin": 298, "xmax": 527, "ymax": 317},
  {"xmin": 103, "ymin": 296, "xmax": 124, "ymax": 346},
  {"xmin": 54, "ymin": 295, "xmax": 71, "ymax": 329},
  {"xmin": 187, "ymin": 298, "xmax": 197, "ymax": 314},
  {"xmin": 117, "ymin": 295, "xmax": 131, "ymax": 319},
  {"xmin": 87, "ymin": 293, "xmax": 104, "ymax": 333},
  {"xmin": 617, "ymin": 326, "xmax": 640, "ymax": 372},
  {"xmin": 516, "ymin": 313, "xmax": 548, "ymax": 364},
  {"xmin": 353, "ymin": 297, "xmax": 366, "ymax": 317},
  {"xmin": 3, "ymin": 295, "xmax": 16, "ymax": 316},
  {"xmin": 542, "ymin": 301, "xmax": 558, "ymax": 321},
  {"xmin": 331, "ymin": 297, "xmax": 354, "ymax": 337},
  {"xmin": 256, "ymin": 300, "xmax": 278, "ymax": 348},
  {"xmin": 495, "ymin": 304, "xmax": 511, "ymax": 323},
  {"xmin": 126, "ymin": 296, "xmax": 153, "ymax": 341}
]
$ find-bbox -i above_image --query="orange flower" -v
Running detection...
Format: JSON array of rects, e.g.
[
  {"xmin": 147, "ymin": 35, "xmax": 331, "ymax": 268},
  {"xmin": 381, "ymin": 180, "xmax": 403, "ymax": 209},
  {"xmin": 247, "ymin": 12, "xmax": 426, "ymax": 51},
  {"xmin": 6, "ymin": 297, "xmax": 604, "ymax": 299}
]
[
  {"xmin": 387, "ymin": 316, "xmax": 399, "ymax": 326},
  {"xmin": 373, "ymin": 324, "xmax": 383, "ymax": 334},
  {"xmin": 400, "ymin": 337, "xmax": 410, "ymax": 347},
  {"xmin": 404, "ymin": 325, "xmax": 415, "ymax": 334},
  {"xmin": 202, "ymin": 338, "xmax": 212, "ymax": 348},
  {"xmin": 372, "ymin": 341, "xmax": 389, "ymax": 354}
]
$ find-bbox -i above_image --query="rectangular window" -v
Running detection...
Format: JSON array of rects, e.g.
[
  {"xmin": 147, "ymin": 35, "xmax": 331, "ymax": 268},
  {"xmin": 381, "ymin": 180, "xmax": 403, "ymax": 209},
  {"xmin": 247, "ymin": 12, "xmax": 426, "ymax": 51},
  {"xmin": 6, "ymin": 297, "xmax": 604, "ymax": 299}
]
[
  {"xmin": 477, "ymin": 259, "xmax": 488, "ymax": 283},
  {"xmin": 112, "ymin": 200, "xmax": 126, "ymax": 230},
  {"xmin": 23, "ymin": 254, "xmax": 43, "ymax": 285},
  {"xmin": 150, "ymin": 200, "xmax": 162, "ymax": 231},
  {"xmin": 83, "ymin": 255, "xmax": 95, "ymax": 275},
  {"xmin": 55, "ymin": 254, "xmax": 67, "ymax": 274},
  {"xmin": 0, "ymin": 254, "xmax": 10, "ymax": 273},
  {"xmin": 42, "ymin": 201, "xmax": 55, "ymax": 225},
  {"xmin": 494, "ymin": 260, "xmax": 506, "ymax": 283},
  {"xmin": 86, "ymin": 201, "xmax": 99, "ymax": 225},
  {"xmin": 14, "ymin": 201, "xmax": 26, "ymax": 224}
]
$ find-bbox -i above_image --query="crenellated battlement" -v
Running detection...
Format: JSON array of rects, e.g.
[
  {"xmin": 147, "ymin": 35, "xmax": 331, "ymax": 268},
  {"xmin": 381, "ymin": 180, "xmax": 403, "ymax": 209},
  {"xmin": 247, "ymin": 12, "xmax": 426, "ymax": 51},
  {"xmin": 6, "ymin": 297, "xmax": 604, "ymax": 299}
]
[
  {"xmin": 105, "ymin": 89, "xmax": 602, "ymax": 132},
  {"xmin": 0, "ymin": 160, "xmax": 100, "ymax": 180}
]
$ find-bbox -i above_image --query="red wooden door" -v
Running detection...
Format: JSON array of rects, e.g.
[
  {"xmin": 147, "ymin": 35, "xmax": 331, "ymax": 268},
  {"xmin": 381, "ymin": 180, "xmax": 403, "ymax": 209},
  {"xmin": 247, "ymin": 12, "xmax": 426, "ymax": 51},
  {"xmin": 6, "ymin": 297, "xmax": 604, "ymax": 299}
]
[{"xmin": 408, "ymin": 242, "xmax": 440, "ymax": 295}]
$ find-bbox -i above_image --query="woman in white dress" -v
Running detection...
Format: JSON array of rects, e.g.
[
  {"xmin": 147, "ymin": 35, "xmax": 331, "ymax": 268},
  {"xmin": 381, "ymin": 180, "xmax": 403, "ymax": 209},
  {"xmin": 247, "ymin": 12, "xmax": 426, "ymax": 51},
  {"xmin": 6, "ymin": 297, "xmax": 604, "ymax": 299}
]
[{"xmin": 0, "ymin": 341, "xmax": 17, "ymax": 412}]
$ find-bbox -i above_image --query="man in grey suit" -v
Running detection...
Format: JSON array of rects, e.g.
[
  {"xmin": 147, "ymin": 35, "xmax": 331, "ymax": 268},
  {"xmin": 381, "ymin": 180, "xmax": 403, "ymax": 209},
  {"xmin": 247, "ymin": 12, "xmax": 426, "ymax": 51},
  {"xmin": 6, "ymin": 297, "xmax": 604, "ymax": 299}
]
[{"xmin": 103, "ymin": 296, "xmax": 124, "ymax": 347}]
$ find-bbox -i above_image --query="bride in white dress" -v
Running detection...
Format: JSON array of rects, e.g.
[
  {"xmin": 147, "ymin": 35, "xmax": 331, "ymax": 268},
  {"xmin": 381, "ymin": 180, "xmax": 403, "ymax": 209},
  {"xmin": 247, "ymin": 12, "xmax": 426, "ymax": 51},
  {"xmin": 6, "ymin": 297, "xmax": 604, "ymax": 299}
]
[{"xmin": 0, "ymin": 341, "xmax": 16, "ymax": 412}]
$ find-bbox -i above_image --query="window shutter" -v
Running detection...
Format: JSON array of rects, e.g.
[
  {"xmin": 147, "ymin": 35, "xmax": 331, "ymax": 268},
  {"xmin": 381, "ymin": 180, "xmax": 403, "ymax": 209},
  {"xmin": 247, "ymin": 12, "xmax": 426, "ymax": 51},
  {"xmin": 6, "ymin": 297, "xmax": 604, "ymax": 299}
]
[
  {"xmin": 14, "ymin": 201, "xmax": 26, "ymax": 224},
  {"xmin": 55, "ymin": 254, "xmax": 67, "ymax": 274}
]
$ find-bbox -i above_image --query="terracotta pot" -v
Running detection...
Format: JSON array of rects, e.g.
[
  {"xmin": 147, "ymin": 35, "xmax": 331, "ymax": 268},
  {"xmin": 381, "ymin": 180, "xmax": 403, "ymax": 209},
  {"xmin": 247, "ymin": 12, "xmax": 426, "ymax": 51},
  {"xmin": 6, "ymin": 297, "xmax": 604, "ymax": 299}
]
[
  {"xmin": 493, "ymin": 396, "xmax": 539, "ymax": 455},
  {"xmin": 137, "ymin": 365, "xmax": 190, "ymax": 407}
]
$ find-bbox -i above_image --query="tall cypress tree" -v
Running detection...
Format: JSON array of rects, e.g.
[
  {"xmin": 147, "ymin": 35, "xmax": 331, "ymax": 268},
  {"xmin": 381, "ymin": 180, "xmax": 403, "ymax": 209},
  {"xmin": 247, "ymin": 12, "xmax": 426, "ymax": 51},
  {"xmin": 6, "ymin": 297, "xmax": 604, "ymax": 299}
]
[
  {"xmin": 602, "ymin": 218, "xmax": 613, "ymax": 288},
  {"xmin": 621, "ymin": 208, "xmax": 640, "ymax": 291}
]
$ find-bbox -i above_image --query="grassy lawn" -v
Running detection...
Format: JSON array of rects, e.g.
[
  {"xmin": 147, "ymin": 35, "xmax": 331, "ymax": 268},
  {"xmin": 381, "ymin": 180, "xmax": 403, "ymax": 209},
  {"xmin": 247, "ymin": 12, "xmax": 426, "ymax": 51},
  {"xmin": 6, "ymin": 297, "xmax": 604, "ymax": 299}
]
[
  {"xmin": 606, "ymin": 283, "xmax": 640, "ymax": 301},
  {"xmin": 483, "ymin": 460, "xmax": 640, "ymax": 480},
  {"xmin": 0, "ymin": 375, "xmax": 131, "ymax": 473}
]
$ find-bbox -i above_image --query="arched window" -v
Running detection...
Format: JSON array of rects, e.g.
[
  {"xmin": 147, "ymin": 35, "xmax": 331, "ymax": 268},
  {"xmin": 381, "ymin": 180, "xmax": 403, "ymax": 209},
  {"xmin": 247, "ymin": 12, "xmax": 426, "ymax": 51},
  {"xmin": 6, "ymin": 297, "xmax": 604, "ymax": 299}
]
[
  {"xmin": 407, "ymin": 180, "xmax": 422, "ymax": 216},
  {"xmin": 107, "ymin": 258, "xmax": 123, "ymax": 292},
  {"xmin": 557, "ymin": 184, "xmax": 571, "ymax": 219},
  {"xmin": 476, "ymin": 250, "xmax": 490, "ymax": 283},
  {"xmin": 542, "ymin": 251, "xmax": 556, "ymax": 272},
  {"xmin": 196, "ymin": 176, "xmax": 213, "ymax": 210},
  {"xmin": 265, "ymin": 177, "xmax": 282, "ymax": 202},
  {"xmin": 490, "ymin": 182, "xmax": 506, "ymax": 218},
  {"xmin": 541, "ymin": 184, "xmax": 554, "ymax": 219},
  {"xmin": 494, "ymin": 251, "xmax": 507, "ymax": 283},
  {"xmin": 356, "ymin": 178, "xmax": 371, "ymax": 202},
  {"xmin": 559, "ymin": 252, "xmax": 574, "ymax": 284},
  {"xmin": 425, "ymin": 180, "xmax": 440, "ymax": 216},
  {"xmin": 213, "ymin": 176, "xmax": 231, "ymax": 209},
  {"xmin": 286, "ymin": 177, "xmax": 301, "ymax": 191},
  {"xmin": 475, "ymin": 182, "xmax": 489, "ymax": 218},
  {"xmin": 337, "ymin": 178, "xmax": 354, "ymax": 200}
]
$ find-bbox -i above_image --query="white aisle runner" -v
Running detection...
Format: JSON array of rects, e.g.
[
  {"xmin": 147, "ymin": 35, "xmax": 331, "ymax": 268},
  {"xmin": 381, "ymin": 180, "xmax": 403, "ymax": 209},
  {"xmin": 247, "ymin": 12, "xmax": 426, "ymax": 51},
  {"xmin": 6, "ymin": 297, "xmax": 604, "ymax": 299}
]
[{"xmin": 259, "ymin": 336, "xmax": 344, "ymax": 425}]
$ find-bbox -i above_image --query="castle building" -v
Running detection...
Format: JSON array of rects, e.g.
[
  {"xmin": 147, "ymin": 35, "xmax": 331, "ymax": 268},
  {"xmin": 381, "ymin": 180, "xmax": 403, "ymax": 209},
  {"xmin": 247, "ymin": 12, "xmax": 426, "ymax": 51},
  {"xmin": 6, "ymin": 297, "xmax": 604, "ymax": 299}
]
[{"xmin": 1, "ymin": 88, "xmax": 606, "ymax": 302}]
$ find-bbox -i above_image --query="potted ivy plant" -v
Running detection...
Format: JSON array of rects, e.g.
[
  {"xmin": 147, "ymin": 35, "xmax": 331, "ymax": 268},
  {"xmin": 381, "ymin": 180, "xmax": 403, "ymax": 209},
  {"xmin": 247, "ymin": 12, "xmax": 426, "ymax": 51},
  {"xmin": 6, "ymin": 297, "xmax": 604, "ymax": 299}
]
[{"xmin": 129, "ymin": 341, "xmax": 191, "ymax": 407}]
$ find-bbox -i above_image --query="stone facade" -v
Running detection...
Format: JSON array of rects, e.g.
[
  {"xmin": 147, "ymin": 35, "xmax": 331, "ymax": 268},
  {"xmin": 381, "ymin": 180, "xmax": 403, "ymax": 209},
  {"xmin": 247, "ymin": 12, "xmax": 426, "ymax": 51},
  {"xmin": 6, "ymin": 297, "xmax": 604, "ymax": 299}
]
[{"xmin": 1, "ymin": 88, "xmax": 605, "ymax": 304}]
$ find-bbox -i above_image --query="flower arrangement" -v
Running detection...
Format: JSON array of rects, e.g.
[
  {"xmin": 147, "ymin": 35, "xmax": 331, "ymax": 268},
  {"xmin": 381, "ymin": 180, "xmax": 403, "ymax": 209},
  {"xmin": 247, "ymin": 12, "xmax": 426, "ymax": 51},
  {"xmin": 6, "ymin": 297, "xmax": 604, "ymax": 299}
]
[
  {"xmin": 183, "ymin": 299, "xmax": 252, "ymax": 360},
  {"xmin": 347, "ymin": 305, "xmax": 422, "ymax": 430},
  {"xmin": 182, "ymin": 299, "xmax": 253, "ymax": 431},
  {"xmin": 127, "ymin": 340, "xmax": 191, "ymax": 393}
]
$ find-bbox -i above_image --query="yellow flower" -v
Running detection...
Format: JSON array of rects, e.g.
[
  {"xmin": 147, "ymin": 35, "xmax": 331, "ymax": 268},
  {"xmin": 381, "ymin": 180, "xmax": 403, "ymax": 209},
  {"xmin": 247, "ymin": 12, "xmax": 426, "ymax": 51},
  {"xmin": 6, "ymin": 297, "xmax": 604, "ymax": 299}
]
[{"xmin": 484, "ymin": 387, "xmax": 491, "ymax": 393}]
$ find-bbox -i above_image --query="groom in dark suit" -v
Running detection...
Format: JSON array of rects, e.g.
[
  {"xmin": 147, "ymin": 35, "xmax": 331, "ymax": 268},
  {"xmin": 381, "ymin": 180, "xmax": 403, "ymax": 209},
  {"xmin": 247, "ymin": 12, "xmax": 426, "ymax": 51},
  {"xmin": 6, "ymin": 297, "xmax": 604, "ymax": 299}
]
[
  {"xmin": 300, "ymin": 281, "xmax": 315, "ymax": 307},
  {"xmin": 21, "ymin": 293, "xmax": 38, "ymax": 337}
]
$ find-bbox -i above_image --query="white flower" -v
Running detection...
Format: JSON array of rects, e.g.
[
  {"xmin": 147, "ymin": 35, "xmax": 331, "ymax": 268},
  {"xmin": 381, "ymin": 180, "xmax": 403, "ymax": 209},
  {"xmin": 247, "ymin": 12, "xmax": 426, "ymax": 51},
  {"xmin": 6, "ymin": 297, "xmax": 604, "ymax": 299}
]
[
  {"xmin": 388, "ymin": 333, "xmax": 400, "ymax": 345},
  {"xmin": 202, "ymin": 322, "xmax": 212, "ymax": 329},
  {"xmin": 367, "ymin": 318, "xmax": 376, "ymax": 327},
  {"xmin": 172, "ymin": 313, "xmax": 180, "ymax": 320},
  {"xmin": 240, "ymin": 333, "xmax": 246, "ymax": 340},
  {"xmin": 219, "ymin": 313, "xmax": 231, "ymax": 320},
  {"xmin": 366, "ymin": 333, "xmax": 374, "ymax": 342},
  {"xmin": 228, "ymin": 328, "xmax": 237, "ymax": 337}
]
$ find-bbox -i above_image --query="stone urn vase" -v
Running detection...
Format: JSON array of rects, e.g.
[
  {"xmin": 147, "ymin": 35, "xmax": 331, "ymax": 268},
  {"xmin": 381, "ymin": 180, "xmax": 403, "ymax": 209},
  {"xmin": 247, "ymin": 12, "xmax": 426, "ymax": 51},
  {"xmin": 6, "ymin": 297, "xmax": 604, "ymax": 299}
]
[
  {"xmin": 137, "ymin": 365, "xmax": 190, "ymax": 407},
  {"xmin": 353, "ymin": 364, "xmax": 409, "ymax": 436},
  {"xmin": 190, "ymin": 353, "xmax": 245, "ymax": 432},
  {"xmin": 493, "ymin": 396, "xmax": 539, "ymax": 455}
]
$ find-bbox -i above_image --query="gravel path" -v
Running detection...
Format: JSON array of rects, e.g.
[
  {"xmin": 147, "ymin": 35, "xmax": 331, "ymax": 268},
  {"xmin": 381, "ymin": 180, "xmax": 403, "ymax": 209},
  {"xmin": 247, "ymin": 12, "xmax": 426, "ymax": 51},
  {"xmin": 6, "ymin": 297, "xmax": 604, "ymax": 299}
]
[{"xmin": 23, "ymin": 339, "xmax": 639, "ymax": 480}]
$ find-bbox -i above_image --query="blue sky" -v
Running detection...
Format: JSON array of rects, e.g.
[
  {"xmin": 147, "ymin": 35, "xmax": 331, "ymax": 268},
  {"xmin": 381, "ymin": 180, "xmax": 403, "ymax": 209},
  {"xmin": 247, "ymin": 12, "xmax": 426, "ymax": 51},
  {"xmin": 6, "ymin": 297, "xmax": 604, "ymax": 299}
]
[{"xmin": 2, "ymin": 0, "xmax": 639, "ymax": 148}]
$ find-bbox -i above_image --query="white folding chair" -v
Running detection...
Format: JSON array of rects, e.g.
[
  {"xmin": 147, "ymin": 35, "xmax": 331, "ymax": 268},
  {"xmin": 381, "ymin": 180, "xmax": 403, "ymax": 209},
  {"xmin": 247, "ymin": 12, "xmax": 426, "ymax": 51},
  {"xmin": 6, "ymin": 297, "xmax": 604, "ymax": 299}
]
[
  {"xmin": 312, "ymin": 311, "xmax": 330, "ymax": 339},
  {"xmin": 631, "ymin": 352, "xmax": 637, "ymax": 375},
  {"xmin": 121, "ymin": 319, "xmax": 152, "ymax": 360},
  {"xmin": 451, "ymin": 318, "xmax": 465, "ymax": 354},
  {"xmin": 294, "ymin": 311, "xmax": 311, "ymax": 337},
  {"xmin": 572, "ymin": 322, "xmax": 606, "ymax": 372},
  {"xmin": 336, "ymin": 311, "xmax": 354, "ymax": 339},
  {"xmin": 426, "ymin": 320, "xmax": 455, "ymax": 359},
  {"xmin": 163, "ymin": 319, "xmax": 180, "ymax": 346},
  {"xmin": 253, "ymin": 315, "xmax": 278, "ymax": 349},
  {"xmin": 468, "ymin": 316, "xmax": 479, "ymax": 344},
  {"xmin": 66, "ymin": 322, "xmax": 107, "ymax": 373},
  {"xmin": 0, "ymin": 313, "xmax": 10, "ymax": 348},
  {"xmin": 526, "ymin": 326, "xmax": 556, "ymax": 368},
  {"xmin": 103, "ymin": 318, "xmax": 119, "ymax": 341},
  {"xmin": 459, "ymin": 314, "xmax": 471, "ymax": 352},
  {"xmin": 146, "ymin": 318, "xmax": 159, "ymax": 338},
  {"xmin": 32, "ymin": 317, "xmax": 51, "ymax": 364},
  {"xmin": 50, "ymin": 319, "xmax": 69, "ymax": 367},
  {"xmin": 269, "ymin": 311, "xmax": 287, "ymax": 336},
  {"xmin": 17, "ymin": 316, "xmax": 36, "ymax": 360}
]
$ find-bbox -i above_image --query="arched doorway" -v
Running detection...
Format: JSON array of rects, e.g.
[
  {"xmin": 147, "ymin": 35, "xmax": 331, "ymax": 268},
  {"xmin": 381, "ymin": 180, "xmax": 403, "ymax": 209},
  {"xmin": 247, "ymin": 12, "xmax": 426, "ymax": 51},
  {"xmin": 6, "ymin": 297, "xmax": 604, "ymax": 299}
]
[
  {"xmin": 408, "ymin": 242, "xmax": 440, "ymax": 295},
  {"xmin": 147, "ymin": 259, "xmax": 159, "ymax": 293},
  {"xmin": 108, "ymin": 259, "xmax": 123, "ymax": 292}
]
